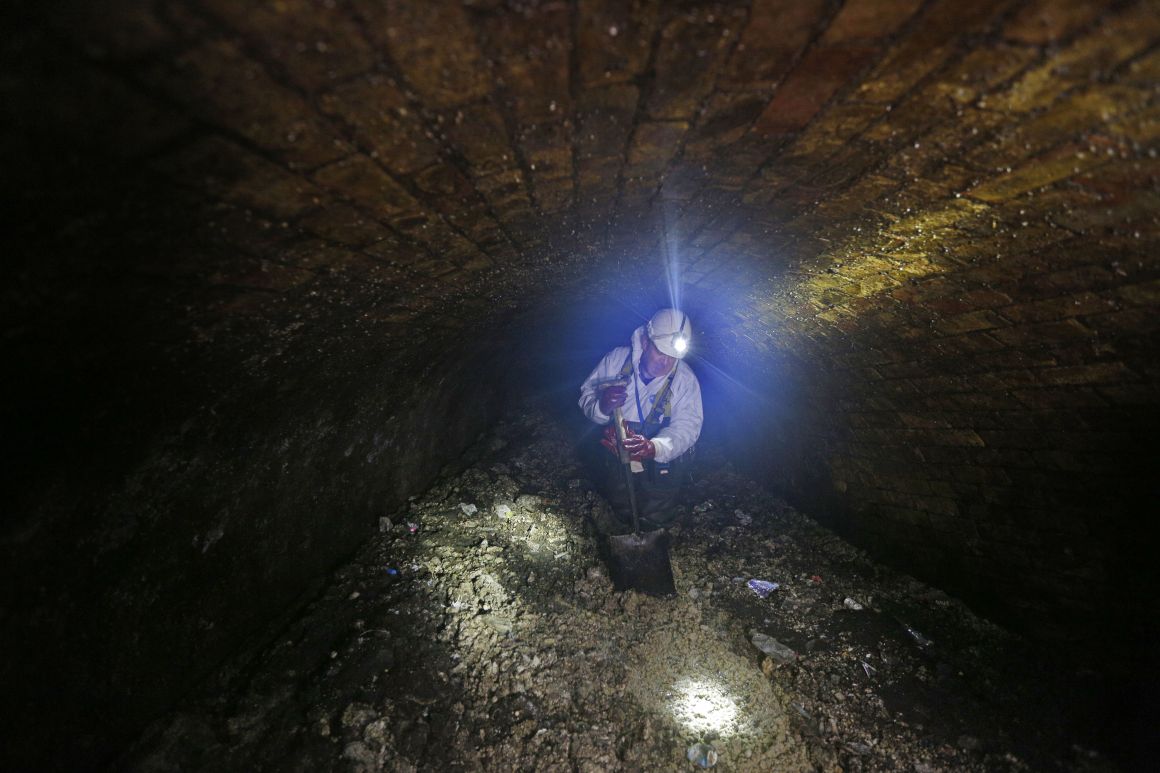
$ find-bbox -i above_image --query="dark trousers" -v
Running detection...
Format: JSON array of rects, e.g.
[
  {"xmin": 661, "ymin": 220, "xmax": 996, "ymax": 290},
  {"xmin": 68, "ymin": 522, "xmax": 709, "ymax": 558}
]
[{"xmin": 597, "ymin": 451, "xmax": 683, "ymax": 532}]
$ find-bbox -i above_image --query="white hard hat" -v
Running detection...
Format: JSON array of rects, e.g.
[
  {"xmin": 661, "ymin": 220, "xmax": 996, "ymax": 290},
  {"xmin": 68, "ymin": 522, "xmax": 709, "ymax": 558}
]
[{"xmin": 647, "ymin": 308, "xmax": 692, "ymax": 358}]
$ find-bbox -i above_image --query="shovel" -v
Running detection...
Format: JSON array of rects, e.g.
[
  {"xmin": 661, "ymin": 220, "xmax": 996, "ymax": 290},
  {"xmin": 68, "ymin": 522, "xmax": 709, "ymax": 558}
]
[{"xmin": 607, "ymin": 406, "xmax": 676, "ymax": 596}]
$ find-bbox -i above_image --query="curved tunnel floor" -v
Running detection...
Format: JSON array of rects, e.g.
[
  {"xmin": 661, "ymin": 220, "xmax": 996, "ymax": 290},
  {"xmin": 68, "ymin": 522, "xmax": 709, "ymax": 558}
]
[{"xmin": 123, "ymin": 401, "xmax": 1118, "ymax": 772}]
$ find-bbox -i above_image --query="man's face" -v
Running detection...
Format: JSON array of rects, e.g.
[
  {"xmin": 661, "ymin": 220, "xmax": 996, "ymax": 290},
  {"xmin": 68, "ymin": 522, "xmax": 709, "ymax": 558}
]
[{"xmin": 641, "ymin": 336, "xmax": 676, "ymax": 379}]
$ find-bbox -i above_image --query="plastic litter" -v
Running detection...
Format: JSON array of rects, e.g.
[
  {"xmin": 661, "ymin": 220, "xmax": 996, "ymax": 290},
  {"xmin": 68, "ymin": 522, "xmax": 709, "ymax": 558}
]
[
  {"xmin": 686, "ymin": 742, "xmax": 718, "ymax": 768},
  {"xmin": 459, "ymin": 503, "xmax": 477, "ymax": 516},
  {"xmin": 750, "ymin": 631, "xmax": 797, "ymax": 664},
  {"xmin": 495, "ymin": 503, "xmax": 513, "ymax": 518},
  {"xmin": 861, "ymin": 661, "xmax": 876, "ymax": 677},
  {"xmin": 406, "ymin": 522, "xmax": 419, "ymax": 534},
  {"xmin": 747, "ymin": 579, "xmax": 779, "ymax": 598},
  {"xmin": 903, "ymin": 624, "xmax": 933, "ymax": 647},
  {"xmin": 385, "ymin": 568, "xmax": 399, "ymax": 577},
  {"xmin": 843, "ymin": 597, "xmax": 864, "ymax": 610}
]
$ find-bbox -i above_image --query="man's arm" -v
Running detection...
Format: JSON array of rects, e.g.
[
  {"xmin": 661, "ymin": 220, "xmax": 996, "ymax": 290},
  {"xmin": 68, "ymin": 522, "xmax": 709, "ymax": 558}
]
[{"xmin": 578, "ymin": 347, "xmax": 629, "ymax": 425}]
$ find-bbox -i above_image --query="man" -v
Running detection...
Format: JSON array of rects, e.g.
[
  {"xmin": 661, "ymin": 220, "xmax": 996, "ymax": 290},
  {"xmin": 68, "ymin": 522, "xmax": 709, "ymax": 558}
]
[{"xmin": 579, "ymin": 308, "xmax": 703, "ymax": 531}]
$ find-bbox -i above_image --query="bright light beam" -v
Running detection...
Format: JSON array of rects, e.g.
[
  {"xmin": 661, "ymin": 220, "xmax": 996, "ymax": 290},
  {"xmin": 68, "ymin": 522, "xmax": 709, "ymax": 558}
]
[
  {"xmin": 662, "ymin": 202, "xmax": 682, "ymax": 313},
  {"xmin": 669, "ymin": 677, "xmax": 741, "ymax": 737}
]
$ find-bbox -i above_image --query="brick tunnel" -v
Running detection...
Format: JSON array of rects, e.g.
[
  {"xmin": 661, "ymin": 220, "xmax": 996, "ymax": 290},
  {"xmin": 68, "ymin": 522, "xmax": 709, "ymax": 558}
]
[{"xmin": 3, "ymin": 0, "xmax": 1159, "ymax": 770}]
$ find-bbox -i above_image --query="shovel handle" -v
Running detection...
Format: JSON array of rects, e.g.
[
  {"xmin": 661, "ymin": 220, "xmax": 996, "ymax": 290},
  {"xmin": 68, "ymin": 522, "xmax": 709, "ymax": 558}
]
[
  {"xmin": 613, "ymin": 407, "xmax": 643, "ymax": 534},
  {"xmin": 612, "ymin": 407, "xmax": 630, "ymax": 463}
]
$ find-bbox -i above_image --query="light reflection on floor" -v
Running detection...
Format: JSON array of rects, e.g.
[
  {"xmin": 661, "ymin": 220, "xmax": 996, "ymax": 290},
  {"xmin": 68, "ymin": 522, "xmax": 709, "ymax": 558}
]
[{"xmin": 669, "ymin": 676, "xmax": 742, "ymax": 738}]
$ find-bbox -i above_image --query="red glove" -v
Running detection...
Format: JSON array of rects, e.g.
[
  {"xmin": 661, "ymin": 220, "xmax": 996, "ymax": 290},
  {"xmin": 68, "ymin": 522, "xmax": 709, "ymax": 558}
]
[
  {"xmin": 600, "ymin": 424, "xmax": 619, "ymax": 458},
  {"xmin": 621, "ymin": 426, "xmax": 656, "ymax": 462},
  {"xmin": 599, "ymin": 384, "xmax": 627, "ymax": 415}
]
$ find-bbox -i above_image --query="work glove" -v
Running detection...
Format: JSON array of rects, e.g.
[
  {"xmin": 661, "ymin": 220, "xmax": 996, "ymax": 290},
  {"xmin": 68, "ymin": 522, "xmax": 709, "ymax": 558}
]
[
  {"xmin": 621, "ymin": 425, "xmax": 656, "ymax": 462},
  {"xmin": 598, "ymin": 384, "xmax": 627, "ymax": 415},
  {"xmin": 600, "ymin": 424, "xmax": 620, "ymax": 458}
]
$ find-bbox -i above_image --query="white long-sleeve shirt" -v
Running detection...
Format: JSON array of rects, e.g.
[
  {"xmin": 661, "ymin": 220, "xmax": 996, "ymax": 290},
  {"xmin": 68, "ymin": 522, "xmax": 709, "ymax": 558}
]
[{"xmin": 578, "ymin": 326, "xmax": 703, "ymax": 463}]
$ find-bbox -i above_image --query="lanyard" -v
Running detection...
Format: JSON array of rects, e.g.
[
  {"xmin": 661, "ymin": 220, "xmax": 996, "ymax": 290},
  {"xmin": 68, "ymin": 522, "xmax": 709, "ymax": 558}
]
[{"xmin": 632, "ymin": 355, "xmax": 674, "ymax": 428}]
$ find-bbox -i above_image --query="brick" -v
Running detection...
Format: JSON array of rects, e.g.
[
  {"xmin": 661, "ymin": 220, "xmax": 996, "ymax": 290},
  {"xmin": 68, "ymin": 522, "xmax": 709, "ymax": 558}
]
[
  {"xmin": 913, "ymin": 495, "xmax": 960, "ymax": 518},
  {"xmin": 151, "ymin": 136, "xmax": 321, "ymax": 220},
  {"xmin": 625, "ymin": 121, "xmax": 687, "ymax": 176},
  {"xmin": 521, "ymin": 120, "xmax": 573, "ymax": 180},
  {"xmin": 934, "ymin": 309, "xmax": 1007, "ymax": 335},
  {"xmin": 931, "ymin": 44, "xmax": 1040, "ymax": 107},
  {"xmin": 475, "ymin": 5, "xmax": 571, "ymax": 125},
  {"xmin": 376, "ymin": 0, "xmax": 491, "ymax": 109},
  {"xmin": 213, "ymin": 255, "xmax": 315, "ymax": 293},
  {"xmin": 1002, "ymin": 0, "xmax": 1111, "ymax": 45},
  {"xmin": 321, "ymin": 75, "xmax": 440, "ymax": 175},
  {"xmin": 967, "ymin": 141, "xmax": 1114, "ymax": 202},
  {"xmin": 1036, "ymin": 362, "xmax": 1136, "ymax": 386},
  {"xmin": 686, "ymin": 92, "xmax": 770, "ymax": 152},
  {"xmin": 1011, "ymin": 387, "xmax": 1108, "ymax": 409},
  {"xmin": 924, "ymin": 289, "xmax": 1014, "ymax": 316},
  {"xmin": 201, "ymin": 0, "xmax": 376, "ymax": 92},
  {"xmin": 1097, "ymin": 384, "xmax": 1158, "ymax": 406},
  {"xmin": 983, "ymin": 88, "xmax": 1151, "ymax": 172},
  {"xmin": 149, "ymin": 38, "xmax": 349, "ymax": 169},
  {"xmin": 754, "ymin": 47, "xmax": 878, "ymax": 136},
  {"xmin": 311, "ymin": 155, "xmax": 419, "ymax": 218},
  {"xmin": 647, "ymin": 10, "xmax": 737, "ymax": 121},
  {"xmin": 989, "ymin": 318, "xmax": 1094, "ymax": 347},
  {"xmin": 976, "ymin": 370, "xmax": 1040, "ymax": 390},
  {"xmin": 978, "ymin": 429, "xmax": 1056, "ymax": 450},
  {"xmin": 298, "ymin": 203, "xmax": 394, "ymax": 248},
  {"xmin": 439, "ymin": 103, "xmax": 517, "ymax": 176},
  {"xmin": 576, "ymin": 0, "xmax": 660, "ymax": 87},
  {"xmin": 821, "ymin": 0, "xmax": 923, "ymax": 45},
  {"xmin": 990, "ymin": 2, "xmax": 1160, "ymax": 112},
  {"xmin": 852, "ymin": 0, "xmax": 1011, "ymax": 104},
  {"xmin": 877, "ymin": 505, "xmax": 933, "ymax": 528},
  {"xmin": 1032, "ymin": 264, "xmax": 1118, "ymax": 295},
  {"xmin": 998, "ymin": 292, "xmax": 1114, "ymax": 324},
  {"xmin": 724, "ymin": 0, "xmax": 827, "ymax": 87},
  {"xmin": 1117, "ymin": 279, "xmax": 1160, "ymax": 306}
]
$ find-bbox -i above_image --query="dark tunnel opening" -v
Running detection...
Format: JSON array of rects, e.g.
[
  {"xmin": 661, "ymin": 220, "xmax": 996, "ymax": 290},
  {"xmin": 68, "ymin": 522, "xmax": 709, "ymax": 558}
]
[{"xmin": 4, "ymin": 0, "xmax": 1160, "ymax": 770}]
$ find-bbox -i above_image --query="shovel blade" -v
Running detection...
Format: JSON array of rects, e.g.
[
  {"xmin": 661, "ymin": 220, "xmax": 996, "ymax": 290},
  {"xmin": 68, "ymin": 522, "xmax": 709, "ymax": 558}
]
[{"xmin": 607, "ymin": 530, "xmax": 675, "ymax": 597}]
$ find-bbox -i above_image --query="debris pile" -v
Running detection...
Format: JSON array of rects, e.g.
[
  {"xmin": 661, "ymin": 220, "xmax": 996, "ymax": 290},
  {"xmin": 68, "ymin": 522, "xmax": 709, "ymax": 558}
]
[{"xmin": 124, "ymin": 402, "xmax": 1116, "ymax": 772}]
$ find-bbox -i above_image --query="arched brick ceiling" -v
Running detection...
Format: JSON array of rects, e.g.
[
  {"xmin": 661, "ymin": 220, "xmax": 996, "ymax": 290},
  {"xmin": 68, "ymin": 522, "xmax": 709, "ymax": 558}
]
[{"xmin": 16, "ymin": 0, "xmax": 1158, "ymax": 350}]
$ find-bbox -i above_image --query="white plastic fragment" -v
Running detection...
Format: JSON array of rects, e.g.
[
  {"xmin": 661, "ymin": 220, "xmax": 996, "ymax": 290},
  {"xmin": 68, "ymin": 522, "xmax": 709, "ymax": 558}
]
[
  {"xmin": 750, "ymin": 631, "xmax": 797, "ymax": 664},
  {"xmin": 687, "ymin": 742, "xmax": 717, "ymax": 768}
]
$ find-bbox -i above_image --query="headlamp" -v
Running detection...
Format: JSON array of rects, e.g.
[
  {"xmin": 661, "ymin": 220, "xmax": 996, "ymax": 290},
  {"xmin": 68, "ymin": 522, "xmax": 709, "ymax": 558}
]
[{"xmin": 647, "ymin": 308, "xmax": 691, "ymax": 358}]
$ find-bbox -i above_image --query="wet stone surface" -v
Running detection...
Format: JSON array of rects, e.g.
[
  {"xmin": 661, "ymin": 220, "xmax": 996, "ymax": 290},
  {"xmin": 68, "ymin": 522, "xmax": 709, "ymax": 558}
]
[{"xmin": 124, "ymin": 401, "xmax": 1119, "ymax": 772}]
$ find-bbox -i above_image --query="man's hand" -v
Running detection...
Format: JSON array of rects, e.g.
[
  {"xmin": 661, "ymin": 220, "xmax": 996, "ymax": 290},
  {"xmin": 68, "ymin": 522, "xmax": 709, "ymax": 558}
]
[
  {"xmin": 599, "ymin": 424, "xmax": 620, "ymax": 458},
  {"xmin": 598, "ymin": 384, "xmax": 627, "ymax": 415},
  {"xmin": 621, "ymin": 426, "xmax": 656, "ymax": 462}
]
